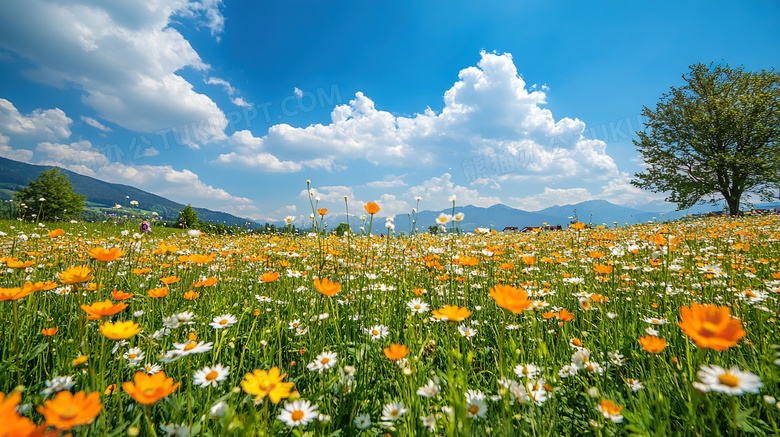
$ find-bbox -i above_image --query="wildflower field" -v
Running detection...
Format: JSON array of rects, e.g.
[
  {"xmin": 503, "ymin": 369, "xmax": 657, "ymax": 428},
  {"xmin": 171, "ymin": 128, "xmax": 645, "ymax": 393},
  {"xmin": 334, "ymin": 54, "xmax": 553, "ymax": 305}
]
[{"xmin": 2, "ymin": 209, "xmax": 780, "ymax": 436}]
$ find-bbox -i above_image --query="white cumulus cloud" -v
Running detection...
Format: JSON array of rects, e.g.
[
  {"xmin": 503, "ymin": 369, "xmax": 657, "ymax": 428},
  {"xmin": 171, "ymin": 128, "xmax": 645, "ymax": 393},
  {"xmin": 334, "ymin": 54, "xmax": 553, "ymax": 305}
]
[
  {"xmin": 0, "ymin": 0, "xmax": 227, "ymax": 144},
  {"xmin": 0, "ymin": 99, "xmax": 72, "ymax": 139}
]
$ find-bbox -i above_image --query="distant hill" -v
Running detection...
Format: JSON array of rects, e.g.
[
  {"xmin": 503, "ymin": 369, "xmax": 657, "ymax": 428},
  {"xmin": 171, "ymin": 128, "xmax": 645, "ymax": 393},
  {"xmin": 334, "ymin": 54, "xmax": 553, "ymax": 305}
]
[{"xmin": 0, "ymin": 156, "xmax": 257, "ymax": 226}]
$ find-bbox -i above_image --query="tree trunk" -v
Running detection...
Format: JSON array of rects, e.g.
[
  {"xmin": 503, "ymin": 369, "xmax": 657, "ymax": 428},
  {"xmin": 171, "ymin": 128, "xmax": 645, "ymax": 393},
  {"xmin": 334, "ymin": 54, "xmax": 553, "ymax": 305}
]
[{"xmin": 726, "ymin": 195, "xmax": 742, "ymax": 216}]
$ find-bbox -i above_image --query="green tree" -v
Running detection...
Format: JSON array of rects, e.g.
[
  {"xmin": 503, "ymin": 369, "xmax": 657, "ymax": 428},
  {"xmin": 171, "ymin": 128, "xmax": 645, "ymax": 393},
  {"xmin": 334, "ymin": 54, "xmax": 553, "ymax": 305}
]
[
  {"xmin": 331, "ymin": 222, "xmax": 351, "ymax": 236},
  {"xmin": 178, "ymin": 204, "xmax": 198, "ymax": 228},
  {"xmin": 15, "ymin": 167, "xmax": 85, "ymax": 221},
  {"xmin": 428, "ymin": 225, "xmax": 440, "ymax": 235},
  {"xmin": 632, "ymin": 63, "xmax": 780, "ymax": 216}
]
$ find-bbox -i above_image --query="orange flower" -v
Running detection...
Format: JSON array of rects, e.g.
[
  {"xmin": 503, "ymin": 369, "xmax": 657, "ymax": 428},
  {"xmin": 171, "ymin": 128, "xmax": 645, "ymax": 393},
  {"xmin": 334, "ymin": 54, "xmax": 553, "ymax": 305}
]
[
  {"xmin": 593, "ymin": 264, "xmax": 613, "ymax": 274},
  {"xmin": 431, "ymin": 305, "xmax": 471, "ymax": 322},
  {"xmin": 489, "ymin": 284, "xmax": 533, "ymax": 314},
  {"xmin": 132, "ymin": 267, "xmax": 151, "ymax": 275},
  {"xmin": 569, "ymin": 222, "xmax": 586, "ymax": 230},
  {"xmin": 87, "ymin": 247, "xmax": 125, "ymax": 262},
  {"xmin": 99, "ymin": 321, "xmax": 141, "ymax": 340},
  {"xmin": 317, "ymin": 208, "xmax": 328, "ymax": 216},
  {"xmin": 0, "ymin": 286, "xmax": 33, "ymax": 301},
  {"xmin": 47, "ymin": 229, "xmax": 65, "ymax": 238},
  {"xmin": 111, "ymin": 289, "xmax": 133, "ymax": 300},
  {"xmin": 314, "ymin": 277, "xmax": 341, "ymax": 297},
  {"xmin": 188, "ymin": 253, "xmax": 215, "ymax": 264},
  {"xmin": 159, "ymin": 276, "xmax": 180, "ymax": 285},
  {"xmin": 638, "ymin": 335, "xmax": 667, "ymax": 353},
  {"xmin": 557, "ymin": 309, "xmax": 574, "ymax": 322},
  {"xmin": 5, "ymin": 257, "xmax": 34, "ymax": 269},
  {"xmin": 123, "ymin": 371, "xmax": 180, "ymax": 405},
  {"xmin": 23, "ymin": 280, "xmax": 58, "ymax": 293},
  {"xmin": 412, "ymin": 288, "xmax": 426, "ymax": 296},
  {"xmin": 499, "ymin": 262, "xmax": 515, "ymax": 270},
  {"xmin": 241, "ymin": 367, "xmax": 295, "ymax": 404},
  {"xmin": 37, "ymin": 390, "xmax": 102, "ymax": 430},
  {"xmin": 81, "ymin": 299, "xmax": 128, "ymax": 320},
  {"xmin": 1, "ymin": 391, "xmax": 42, "ymax": 435},
  {"xmin": 458, "ymin": 256, "xmax": 479, "ymax": 266},
  {"xmin": 41, "ymin": 327, "xmax": 59, "ymax": 336},
  {"xmin": 521, "ymin": 255, "xmax": 536, "ymax": 266},
  {"xmin": 183, "ymin": 290, "xmax": 200, "ymax": 300},
  {"xmin": 589, "ymin": 251, "xmax": 605, "ymax": 259},
  {"xmin": 678, "ymin": 303, "xmax": 746, "ymax": 351},
  {"xmin": 383, "ymin": 343, "xmax": 409, "ymax": 361},
  {"xmin": 148, "ymin": 287, "xmax": 169, "ymax": 298},
  {"xmin": 193, "ymin": 277, "xmax": 218, "ymax": 287},
  {"xmin": 260, "ymin": 272, "xmax": 280, "ymax": 283},
  {"xmin": 364, "ymin": 202, "xmax": 380, "ymax": 215},
  {"xmin": 59, "ymin": 266, "xmax": 94, "ymax": 285}
]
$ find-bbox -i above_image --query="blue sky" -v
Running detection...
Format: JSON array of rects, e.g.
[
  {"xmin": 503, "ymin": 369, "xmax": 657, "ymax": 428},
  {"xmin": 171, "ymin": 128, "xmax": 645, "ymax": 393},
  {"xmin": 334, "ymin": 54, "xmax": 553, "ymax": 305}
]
[{"xmin": 0, "ymin": 1, "xmax": 778, "ymax": 222}]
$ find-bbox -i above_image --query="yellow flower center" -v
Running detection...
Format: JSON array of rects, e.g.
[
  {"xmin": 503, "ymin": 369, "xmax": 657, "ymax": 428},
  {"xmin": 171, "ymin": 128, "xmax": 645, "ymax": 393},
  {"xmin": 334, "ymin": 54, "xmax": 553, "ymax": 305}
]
[
  {"xmin": 321, "ymin": 357, "xmax": 330, "ymax": 365},
  {"xmin": 184, "ymin": 342, "xmax": 197, "ymax": 351},
  {"xmin": 291, "ymin": 410, "xmax": 304, "ymax": 421},
  {"xmin": 60, "ymin": 405, "xmax": 80, "ymax": 420},
  {"xmin": 372, "ymin": 330, "xmax": 379, "ymax": 336},
  {"xmin": 700, "ymin": 321, "xmax": 721, "ymax": 337},
  {"xmin": 414, "ymin": 305, "xmax": 421, "ymax": 309},
  {"xmin": 128, "ymin": 354, "xmax": 137, "ymax": 359},
  {"xmin": 219, "ymin": 319, "xmax": 229, "ymax": 325},
  {"xmin": 468, "ymin": 404, "xmax": 480, "ymax": 415},
  {"xmin": 205, "ymin": 371, "xmax": 219, "ymax": 381},
  {"xmin": 718, "ymin": 372, "xmax": 740, "ymax": 387}
]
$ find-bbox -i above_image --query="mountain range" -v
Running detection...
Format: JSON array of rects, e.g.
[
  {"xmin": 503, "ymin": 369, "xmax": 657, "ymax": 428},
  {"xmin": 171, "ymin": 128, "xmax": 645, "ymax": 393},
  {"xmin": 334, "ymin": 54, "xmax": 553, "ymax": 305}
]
[
  {"xmin": 2, "ymin": 156, "xmax": 777, "ymax": 231},
  {"xmin": 0, "ymin": 156, "xmax": 255, "ymax": 226}
]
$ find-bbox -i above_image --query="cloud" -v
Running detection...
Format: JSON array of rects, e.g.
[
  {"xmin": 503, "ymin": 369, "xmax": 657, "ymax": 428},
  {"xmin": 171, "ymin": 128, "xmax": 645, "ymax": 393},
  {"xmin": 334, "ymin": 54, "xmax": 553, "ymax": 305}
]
[
  {"xmin": 216, "ymin": 130, "xmax": 305, "ymax": 172},
  {"xmin": 0, "ymin": 1, "xmax": 227, "ymax": 143},
  {"xmin": 0, "ymin": 99, "xmax": 72, "ymax": 139},
  {"xmin": 205, "ymin": 77, "xmax": 235, "ymax": 95},
  {"xmin": 407, "ymin": 173, "xmax": 502, "ymax": 210},
  {"xmin": 508, "ymin": 173, "xmax": 666, "ymax": 211},
  {"xmin": 218, "ymin": 51, "xmax": 618, "ymax": 182},
  {"xmin": 365, "ymin": 175, "xmax": 408, "ymax": 188},
  {"xmin": 0, "ymin": 134, "xmax": 33, "ymax": 162},
  {"xmin": 509, "ymin": 188, "xmax": 595, "ymax": 211},
  {"xmin": 35, "ymin": 140, "xmax": 110, "ymax": 176},
  {"xmin": 231, "ymin": 97, "xmax": 253, "ymax": 108},
  {"xmin": 80, "ymin": 116, "xmax": 112, "ymax": 132},
  {"xmin": 30, "ymin": 137, "xmax": 256, "ymax": 215}
]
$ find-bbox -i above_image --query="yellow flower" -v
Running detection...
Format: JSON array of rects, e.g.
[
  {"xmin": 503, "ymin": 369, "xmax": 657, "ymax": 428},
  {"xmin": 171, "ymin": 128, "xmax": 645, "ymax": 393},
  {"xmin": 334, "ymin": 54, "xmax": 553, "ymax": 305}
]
[
  {"xmin": 87, "ymin": 247, "xmax": 125, "ymax": 262},
  {"xmin": 241, "ymin": 367, "xmax": 295, "ymax": 404},
  {"xmin": 100, "ymin": 321, "xmax": 141, "ymax": 340},
  {"xmin": 314, "ymin": 277, "xmax": 341, "ymax": 297},
  {"xmin": 431, "ymin": 305, "xmax": 471, "ymax": 322},
  {"xmin": 59, "ymin": 266, "xmax": 94, "ymax": 285},
  {"xmin": 638, "ymin": 335, "xmax": 667, "ymax": 354}
]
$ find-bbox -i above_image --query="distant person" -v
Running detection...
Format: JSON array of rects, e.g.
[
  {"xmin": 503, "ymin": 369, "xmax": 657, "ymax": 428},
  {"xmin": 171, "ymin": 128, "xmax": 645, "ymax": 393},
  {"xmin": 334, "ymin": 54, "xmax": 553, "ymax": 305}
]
[{"xmin": 140, "ymin": 220, "xmax": 152, "ymax": 234}]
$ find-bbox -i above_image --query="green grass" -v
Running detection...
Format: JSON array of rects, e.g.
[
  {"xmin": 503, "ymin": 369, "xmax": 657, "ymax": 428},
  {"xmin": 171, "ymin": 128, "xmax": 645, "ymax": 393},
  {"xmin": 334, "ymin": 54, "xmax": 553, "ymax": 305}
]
[{"xmin": 1, "ymin": 216, "xmax": 779, "ymax": 436}]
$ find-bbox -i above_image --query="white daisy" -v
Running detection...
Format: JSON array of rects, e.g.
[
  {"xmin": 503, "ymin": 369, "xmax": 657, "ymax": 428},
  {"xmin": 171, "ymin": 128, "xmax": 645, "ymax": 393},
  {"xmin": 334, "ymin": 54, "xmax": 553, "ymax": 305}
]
[
  {"xmin": 365, "ymin": 325, "xmax": 389, "ymax": 340},
  {"xmin": 209, "ymin": 314, "xmax": 237, "ymax": 330},
  {"xmin": 416, "ymin": 379, "xmax": 441, "ymax": 398},
  {"xmin": 307, "ymin": 351, "xmax": 337, "ymax": 373},
  {"xmin": 381, "ymin": 401, "xmax": 408, "ymax": 422},
  {"xmin": 193, "ymin": 364, "xmax": 230, "ymax": 388},
  {"xmin": 124, "ymin": 347, "xmax": 145, "ymax": 366},
  {"xmin": 695, "ymin": 365, "xmax": 763, "ymax": 395},
  {"xmin": 465, "ymin": 397, "xmax": 488, "ymax": 419},
  {"xmin": 172, "ymin": 341, "xmax": 214, "ymax": 355},
  {"xmin": 458, "ymin": 324, "xmax": 477, "ymax": 338},
  {"xmin": 513, "ymin": 363, "xmax": 540, "ymax": 379},
  {"xmin": 41, "ymin": 376, "xmax": 76, "ymax": 395},
  {"xmin": 407, "ymin": 299, "xmax": 430, "ymax": 314},
  {"xmin": 354, "ymin": 413, "xmax": 371, "ymax": 429},
  {"xmin": 277, "ymin": 399, "xmax": 319, "ymax": 427}
]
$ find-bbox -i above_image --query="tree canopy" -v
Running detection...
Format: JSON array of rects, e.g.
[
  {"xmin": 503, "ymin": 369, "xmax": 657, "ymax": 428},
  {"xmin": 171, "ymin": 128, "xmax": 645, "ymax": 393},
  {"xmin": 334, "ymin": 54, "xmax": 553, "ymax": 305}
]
[
  {"xmin": 178, "ymin": 204, "xmax": 198, "ymax": 228},
  {"xmin": 632, "ymin": 63, "xmax": 780, "ymax": 216},
  {"xmin": 15, "ymin": 167, "xmax": 85, "ymax": 221}
]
